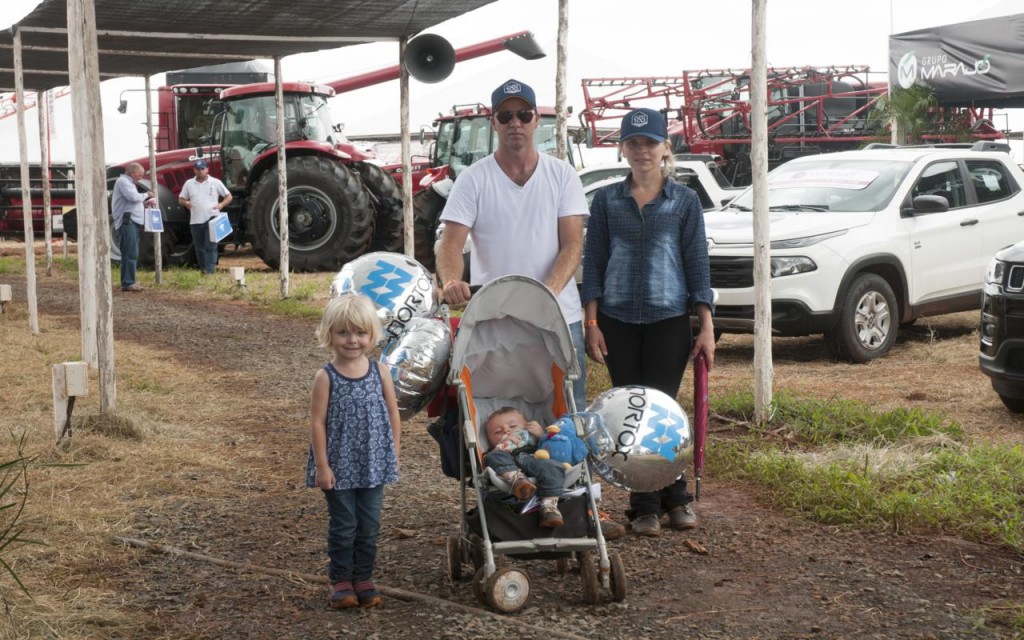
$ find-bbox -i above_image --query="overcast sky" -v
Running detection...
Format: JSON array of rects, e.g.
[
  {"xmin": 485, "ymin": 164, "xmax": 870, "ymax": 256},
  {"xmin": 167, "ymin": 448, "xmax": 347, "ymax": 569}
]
[{"xmin": 1, "ymin": 0, "xmax": 1021, "ymax": 163}]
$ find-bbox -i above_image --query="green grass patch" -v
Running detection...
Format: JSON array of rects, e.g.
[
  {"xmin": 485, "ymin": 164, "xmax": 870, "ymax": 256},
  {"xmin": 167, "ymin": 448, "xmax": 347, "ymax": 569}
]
[{"xmin": 708, "ymin": 391, "xmax": 1023, "ymax": 553}]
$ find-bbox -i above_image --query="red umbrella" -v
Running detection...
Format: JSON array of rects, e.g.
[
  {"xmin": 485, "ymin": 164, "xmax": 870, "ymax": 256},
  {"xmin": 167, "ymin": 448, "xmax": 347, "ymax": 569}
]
[{"xmin": 692, "ymin": 351, "xmax": 709, "ymax": 501}]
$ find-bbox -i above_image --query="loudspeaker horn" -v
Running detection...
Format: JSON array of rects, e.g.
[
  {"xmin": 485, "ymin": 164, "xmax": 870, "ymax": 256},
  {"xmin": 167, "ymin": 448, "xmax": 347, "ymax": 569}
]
[{"xmin": 403, "ymin": 34, "xmax": 456, "ymax": 84}]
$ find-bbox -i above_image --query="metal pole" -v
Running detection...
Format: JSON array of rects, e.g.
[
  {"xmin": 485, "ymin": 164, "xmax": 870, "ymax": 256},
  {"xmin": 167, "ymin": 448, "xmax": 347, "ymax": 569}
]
[
  {"xmin": 274, "ymin": 56, "xmax": 289, "ymax": 298},
  {"xmin": 751, "ymin": 0, "xmax": 773, "ymax": 425}
]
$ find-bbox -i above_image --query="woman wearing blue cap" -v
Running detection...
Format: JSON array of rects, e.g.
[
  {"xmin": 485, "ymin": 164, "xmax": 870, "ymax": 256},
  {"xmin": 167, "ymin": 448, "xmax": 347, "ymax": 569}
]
[{"xmin": 580, "ymin": 108, "xmax": 716, "ymax": 536}]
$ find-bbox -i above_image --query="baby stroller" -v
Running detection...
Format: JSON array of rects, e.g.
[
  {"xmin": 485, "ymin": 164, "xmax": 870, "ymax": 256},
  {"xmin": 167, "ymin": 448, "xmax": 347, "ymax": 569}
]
[{"xmin": 443, "ymin": 275, "xmax": 627, "ymax": 613}]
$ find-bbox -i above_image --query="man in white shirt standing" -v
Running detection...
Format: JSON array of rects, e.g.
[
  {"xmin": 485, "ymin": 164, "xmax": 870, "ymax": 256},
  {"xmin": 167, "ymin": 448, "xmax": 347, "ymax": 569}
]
[
  {"xmin": 111, "ymin": 162, "xmax": 154, "ymax": 292},
  {"xmin": 178, "ymin": 159, "xmax": 232, "ymax": 274}
]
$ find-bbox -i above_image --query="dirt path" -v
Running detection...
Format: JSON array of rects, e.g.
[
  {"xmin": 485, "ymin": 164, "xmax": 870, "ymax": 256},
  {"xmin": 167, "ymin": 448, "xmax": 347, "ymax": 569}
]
[{"xmin": 15, "ymin": 271, "xmax": 1024, "ymax": 639}]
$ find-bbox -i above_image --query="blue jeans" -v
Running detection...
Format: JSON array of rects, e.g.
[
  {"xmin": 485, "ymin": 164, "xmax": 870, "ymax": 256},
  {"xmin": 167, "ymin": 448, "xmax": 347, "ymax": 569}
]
[
  {"xmin": 484, "ymin": 450, "xmax": 567, "ymax": 498},
  {"xmin": 569, "ymin": 320, "xmax": 587, "ymax": 411},
  {"xmin": 322, "ymin": 486, "xmax": 384, "ymax": 583},
  {"xmin": 189, "ymin": 222, "xmax": 218, "ymax": 273},
  {"xmin": 118, "ymin": 221, "xmax": 140, "ymax": 288}
]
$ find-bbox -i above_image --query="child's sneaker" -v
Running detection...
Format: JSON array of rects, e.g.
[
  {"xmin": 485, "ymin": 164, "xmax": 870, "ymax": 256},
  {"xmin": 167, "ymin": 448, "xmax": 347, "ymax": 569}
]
[
  {"xmin": 328, "ymin": 581, "xmax": 358, "ymax": 609},
  {"xmin": 511, "ymin": 475, "xmax": 536, "ymax": 501},
  {"xmin": 354, "ymin": 580, "xmax": 382, "ymax": 608},
  {"xmin": 539, "ymin": 503, "xmax": 563, "ymax": 528}
]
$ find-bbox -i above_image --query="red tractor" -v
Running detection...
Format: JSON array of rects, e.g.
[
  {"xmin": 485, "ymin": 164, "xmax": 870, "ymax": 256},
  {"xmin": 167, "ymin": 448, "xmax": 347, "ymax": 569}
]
[
  {"xmin": 61, "ymin": 31, "xmax": 543, "ymax": 272},
  {"xmin": 580, "ymin": 66, "xmax": 1005, "ymax": 186}
]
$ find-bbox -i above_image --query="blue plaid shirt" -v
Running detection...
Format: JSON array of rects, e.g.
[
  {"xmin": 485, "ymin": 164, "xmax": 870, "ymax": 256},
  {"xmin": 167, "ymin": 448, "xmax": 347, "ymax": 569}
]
[{"xmin": 580, "ymin": 175, "xmax": 713, "ymax": 324}]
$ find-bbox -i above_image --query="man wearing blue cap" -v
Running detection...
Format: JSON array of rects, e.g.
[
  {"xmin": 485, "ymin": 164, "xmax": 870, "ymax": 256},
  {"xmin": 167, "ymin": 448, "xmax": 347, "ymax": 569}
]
[
  {"xmin": 437, "ymin": 79, "xmax": 588, "ymax": 406},
  {"xmin": 436, "ymin": 79, "xmax": 627, "ymax": 540},
  {"xmin": 179, "ymin": 159, "xmax": 232, "ymax": 274}
]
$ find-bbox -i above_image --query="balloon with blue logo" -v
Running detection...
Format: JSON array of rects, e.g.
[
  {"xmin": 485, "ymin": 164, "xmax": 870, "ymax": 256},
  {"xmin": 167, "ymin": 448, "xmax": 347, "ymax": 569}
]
[
  {"xmin": 378, "ymin": 317, "xmax": 451, "ymax": 420},
  {"xmin": 330, "ymin": 252, "xmax": 438, "ymax": 346},
  {"xmin": 580, "ymin": 386, "xmax": 693, "ymax": 493}
]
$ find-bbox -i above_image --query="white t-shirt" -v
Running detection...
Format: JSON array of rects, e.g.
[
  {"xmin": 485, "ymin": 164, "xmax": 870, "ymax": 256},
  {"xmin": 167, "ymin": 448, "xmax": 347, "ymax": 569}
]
[
  {"xmin": 179, "ymin": 176, "xmax": 230, "ymax": 225},
  {"xmin": 440, "ymin": 153, "xmax": 588, "ymax": 323}
]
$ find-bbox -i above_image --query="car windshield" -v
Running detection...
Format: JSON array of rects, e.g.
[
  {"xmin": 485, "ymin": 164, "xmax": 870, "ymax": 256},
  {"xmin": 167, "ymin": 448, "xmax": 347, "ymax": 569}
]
[{"xmin": 727, "ymin": 158, "xmax": 913, "ymax": 212}]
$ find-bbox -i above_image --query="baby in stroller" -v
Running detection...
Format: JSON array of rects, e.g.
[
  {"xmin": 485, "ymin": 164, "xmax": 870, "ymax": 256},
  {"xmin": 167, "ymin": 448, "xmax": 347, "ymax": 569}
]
[{"xmin": 483, "ymin": 407, "xmax": 568, "ymax": 528}]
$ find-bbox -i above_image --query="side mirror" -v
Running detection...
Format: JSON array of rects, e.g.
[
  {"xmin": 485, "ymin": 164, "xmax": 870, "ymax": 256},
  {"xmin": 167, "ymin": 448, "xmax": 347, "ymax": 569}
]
[
  {"xmin": 902, "ymin": 194, "xmax": 949, "ymax": 216},
  {"xmin": 199, "ymin": 134, "xmax": 211, "ymax": 145},
  {"xmin": 116, "ymin": 99, "xmax": 127, "ymax": 114}
]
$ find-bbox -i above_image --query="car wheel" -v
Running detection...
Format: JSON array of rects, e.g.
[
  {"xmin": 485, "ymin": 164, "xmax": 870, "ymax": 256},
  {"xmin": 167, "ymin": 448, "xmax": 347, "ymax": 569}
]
[
  {"xmin": 825, "ymin": 273, "xmax": 898, "ymax": 363},
  {"xmin": 998, "ymin": 394, "xmax": 1024, "ymax": 414}
]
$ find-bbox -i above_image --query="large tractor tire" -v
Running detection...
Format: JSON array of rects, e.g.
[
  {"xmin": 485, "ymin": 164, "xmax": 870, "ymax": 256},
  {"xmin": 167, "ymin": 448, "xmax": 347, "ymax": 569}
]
[
  {"xmin": 246, "ymin": 156, "xmax": 374, "ymax": 272},
  {"xmin": 413, "ymin": 187, "xmax": 446, "ymax": 272},
  {"xmin": 351, "ymin": 162, "xmax": 404, "ymax": 254}
]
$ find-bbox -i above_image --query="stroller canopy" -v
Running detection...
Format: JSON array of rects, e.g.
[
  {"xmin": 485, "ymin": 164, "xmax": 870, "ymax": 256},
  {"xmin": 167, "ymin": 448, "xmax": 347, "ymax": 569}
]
[{"xmin": 449, "ymin": 276, "xmax": 580, "ymax": 430}]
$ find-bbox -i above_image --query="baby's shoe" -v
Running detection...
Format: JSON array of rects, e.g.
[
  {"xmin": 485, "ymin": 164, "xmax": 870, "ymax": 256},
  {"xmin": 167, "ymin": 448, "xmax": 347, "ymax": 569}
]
[
  {"xmin": 510, "ymin": 474, "xmax": 536, "ymax": 501},
  {"xmin": 539, "ymin": 502, "xmax": 563, "ymax": 528},
  {"xmin": 355, "ymin": 580, "xmax": 382, "ymax": 608},
  {"xmin": 328, "ymin": 581, "xmax": 358, "ymax": 609}
]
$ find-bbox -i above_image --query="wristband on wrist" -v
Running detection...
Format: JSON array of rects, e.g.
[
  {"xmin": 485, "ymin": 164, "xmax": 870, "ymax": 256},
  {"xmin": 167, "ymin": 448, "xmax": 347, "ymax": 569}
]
[{"xmin": 584, "ymin": 319, "xmax": 598, "ymax": 327}]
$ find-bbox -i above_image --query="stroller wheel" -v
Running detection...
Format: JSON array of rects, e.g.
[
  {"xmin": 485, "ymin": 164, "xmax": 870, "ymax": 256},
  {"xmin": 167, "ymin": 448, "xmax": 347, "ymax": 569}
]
[
  {"xmin": 472, "ymin": 566, "xmax": 489, "ymax": 606},
  {"xmin": 555, "ymin": 556, "xmax": 571, "ymax": 575},
  {"xmin": 608, "ymin": 551, "xmax": 628, "ymax": 602},
  {"xmin": 446, "ymin": 533, "xmax": 463, "ymax": 581},
  {"xmin": 485, "ymin": 566, "xmax": 531, "ymax": 614},
  {"xmin": 578, "ymin": 551, "xmax": 600, "ymax": 604}
]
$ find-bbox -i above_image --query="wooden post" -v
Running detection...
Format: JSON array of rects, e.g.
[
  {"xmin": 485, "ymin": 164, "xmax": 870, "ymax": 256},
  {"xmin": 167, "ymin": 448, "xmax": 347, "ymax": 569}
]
[
  {"xmin": 399, "ymin": 36, "xmax": 413, "ymax": 257},
  {"xmin": 53, "ymin": 361, "xmax": 88, "ymax": 443},
  {"xmin": 751, "ymin": 0, "xmax": 773, "ymax": 425},
  {"xmin": 274, "ymin": 56, "xmax": 289, "ymax": 298},
  {"xmin": 38, "ymin": 90, "xmax": 53, "ymax": 277},
  {"xmin": 146, "ymin": 75, "xmax": 162, "ymax": 284},
  {"xmin": 13, "ymin": 28, "xmax": 40, "ymax": 335},
  {"xmin": 68, "ymin": 0, "xmax": 116, "ymax": 411},
  {"xmin": 555, "ymin": 0, "xmax": 569, "ymax": 162},
  {"xmin": 0, "ymin": 284, "xmax": 12, "ymax": 313}
]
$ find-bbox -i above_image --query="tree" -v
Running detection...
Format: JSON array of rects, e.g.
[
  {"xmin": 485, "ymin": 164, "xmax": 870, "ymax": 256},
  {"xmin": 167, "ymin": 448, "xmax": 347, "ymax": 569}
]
[{"xmin": 876, "ymin": 84, "xmax": 938, "ymax": 145}]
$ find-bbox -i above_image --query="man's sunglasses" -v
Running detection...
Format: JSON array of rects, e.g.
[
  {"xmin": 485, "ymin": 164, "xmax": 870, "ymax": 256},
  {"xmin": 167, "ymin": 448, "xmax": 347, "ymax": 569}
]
[{"xmin": 494, "ymin": 109, "xmax": 535, "ymax": 125}]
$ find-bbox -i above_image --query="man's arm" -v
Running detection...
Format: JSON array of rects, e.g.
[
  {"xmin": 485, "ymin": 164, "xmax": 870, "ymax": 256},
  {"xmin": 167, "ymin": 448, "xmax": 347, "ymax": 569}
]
[
  {"xmin": 178, "ymin": 183, "xmax": 192, "ymax": 209},
  {"xmin": 545, "ymin": 214, "xmax": 585, "ymax": 294},
  {"xmin": 217, "ymin": 192, "xmax": 233, "ymax": 211},
  {"xmin": 436, "ymin": 221, "xmax": 472, "ymax": 305}
]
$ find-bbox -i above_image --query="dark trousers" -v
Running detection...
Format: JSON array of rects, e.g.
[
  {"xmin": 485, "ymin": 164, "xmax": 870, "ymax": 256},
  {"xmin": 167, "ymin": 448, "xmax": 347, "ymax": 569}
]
[
  {"xmin": 484, "ymin": 449, "xmax": 566, "ymax": 498},
  {"xmin": 322, "ymin": 486, "xmax": 383, "ymax": 583},
  {"xmin": 190, "ymin": 222, "xmax": 218, "ymax": 273},
  {"xmin": 598, "ymin": 312, "xmax": 694, "ymax": 519}
]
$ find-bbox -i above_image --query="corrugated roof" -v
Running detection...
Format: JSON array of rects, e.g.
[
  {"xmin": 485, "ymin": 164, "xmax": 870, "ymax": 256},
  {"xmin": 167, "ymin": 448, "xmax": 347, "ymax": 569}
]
[{"xmin": 0, "ymin": 0, "xmax": 498, "ymax": 91}]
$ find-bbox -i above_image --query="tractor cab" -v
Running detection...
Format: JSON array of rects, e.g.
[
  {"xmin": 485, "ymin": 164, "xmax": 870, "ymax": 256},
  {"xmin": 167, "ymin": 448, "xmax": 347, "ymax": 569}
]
[{"xmin": 217, "ymin": 82, "xmax": 340, "ymax": 189}]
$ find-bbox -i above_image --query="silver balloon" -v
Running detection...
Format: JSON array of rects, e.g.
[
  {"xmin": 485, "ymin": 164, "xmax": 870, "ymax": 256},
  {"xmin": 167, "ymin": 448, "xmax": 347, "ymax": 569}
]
[
  {"xmin": 330, "ymin": 252, "xmax": 438, "ymax": 345},
  {"xmin": 378, "ymin": 317, "xmax": 452, "ymax": 420},
  {"xmin": 582, "ymin": 386, "xmax": 693, "ymax": 492}
]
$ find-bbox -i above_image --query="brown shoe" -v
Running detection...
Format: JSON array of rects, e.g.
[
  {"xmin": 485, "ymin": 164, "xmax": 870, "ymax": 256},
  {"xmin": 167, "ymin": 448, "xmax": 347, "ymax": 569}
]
[
  {"xmin": 594, "ymin": 510, "xmax": 626, "ymax": 541},
  {"xmin": 121, "ymin": 284, "xmax": 144, "ymax": 292},
  {"xmin": 631, "ymin": 514, "xmax": 661, "ymax": 537},
  {"xmin": 539, "ymin": 504, "xmax": 563, "ymax": 528},
  {"xmin": 511, "ymin": 476, "xmax": 536, "ymax": 501},
  {"xmin": 327, "ymin": 582, "xmax": 358, "ymax": 610},
  {"xmin": 668, "ymin": 505, "xmax": 698, "ymax": 531}
]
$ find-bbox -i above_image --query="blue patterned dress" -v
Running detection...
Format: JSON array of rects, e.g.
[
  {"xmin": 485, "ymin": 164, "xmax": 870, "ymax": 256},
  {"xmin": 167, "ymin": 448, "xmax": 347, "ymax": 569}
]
[{"xmin": 305, "ymin": 360, "xmax": 399, "ymax": 490}]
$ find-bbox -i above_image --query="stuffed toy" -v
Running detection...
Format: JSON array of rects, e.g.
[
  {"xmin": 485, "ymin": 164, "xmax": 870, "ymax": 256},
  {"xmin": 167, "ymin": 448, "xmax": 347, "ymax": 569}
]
[{"xmin": 533, "ymin": 415, "xmax": 588, "ymax": 468}]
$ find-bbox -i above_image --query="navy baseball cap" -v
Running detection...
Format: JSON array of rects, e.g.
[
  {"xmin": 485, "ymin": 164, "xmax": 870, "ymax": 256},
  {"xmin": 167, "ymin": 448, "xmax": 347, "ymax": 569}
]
[
  {"xmin": 491, "ymin": 78, "xmax": 536, "ymax": 111},
  {"xmin": 193, "ymin": 159, "xmax": 209, "ymax": 169},
  {"xmin": 620, "ymin": 108, "xmax": 667, "ymax": 143}
]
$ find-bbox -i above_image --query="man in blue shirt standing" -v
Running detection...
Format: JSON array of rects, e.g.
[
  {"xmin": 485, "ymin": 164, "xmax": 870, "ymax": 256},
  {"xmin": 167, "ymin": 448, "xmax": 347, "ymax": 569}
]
[{"xmin": 111, "ymin": 162, "xmax": 153, "ymax": 292}]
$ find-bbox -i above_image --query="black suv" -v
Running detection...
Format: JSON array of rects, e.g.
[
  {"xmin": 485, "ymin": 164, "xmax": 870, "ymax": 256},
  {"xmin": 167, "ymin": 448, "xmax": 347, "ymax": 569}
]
[{"xmin": 980, "ymin": 241, "xmax": 1024, "ymax": 412}]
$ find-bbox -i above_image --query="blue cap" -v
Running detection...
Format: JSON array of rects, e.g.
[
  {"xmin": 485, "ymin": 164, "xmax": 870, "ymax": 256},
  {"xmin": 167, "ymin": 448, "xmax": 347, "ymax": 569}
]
[
  {"xmin": 193, "ymin": 159, "xmax": 209, "ymax": 169},
  {"xmin": 491, "ymin": 78, "xmax": 536, "ymax": 111},
  {"xmin": 620, "ymin": 108, "xmax": 667, "ymax": 143}
]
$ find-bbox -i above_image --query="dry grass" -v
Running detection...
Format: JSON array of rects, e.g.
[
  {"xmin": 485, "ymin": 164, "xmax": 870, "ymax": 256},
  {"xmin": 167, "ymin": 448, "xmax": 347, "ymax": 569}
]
[{"xmin": 0, "ymin": 301, "xmax": 262, "ymax": 639}]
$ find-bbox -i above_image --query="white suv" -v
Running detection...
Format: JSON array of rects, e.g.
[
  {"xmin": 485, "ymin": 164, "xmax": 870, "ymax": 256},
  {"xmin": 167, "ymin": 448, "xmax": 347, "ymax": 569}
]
[{"xmin": 705, "ymin": 144, "xmax": 1024, "ymax": 362}]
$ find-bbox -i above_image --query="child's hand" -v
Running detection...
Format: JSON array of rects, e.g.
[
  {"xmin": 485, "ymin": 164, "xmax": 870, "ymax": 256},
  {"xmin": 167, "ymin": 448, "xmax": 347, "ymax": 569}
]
[
  {"xmin": 525, "ymin": 420, "xmax": 545, "ymax": 439},
  {"xmin": 315, "ymin": 466, "xmax": 335, "ymax": 490}
]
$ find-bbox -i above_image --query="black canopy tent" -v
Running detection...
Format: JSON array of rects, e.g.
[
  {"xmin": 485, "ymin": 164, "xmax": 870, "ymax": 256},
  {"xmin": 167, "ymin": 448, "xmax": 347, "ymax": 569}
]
[
  {"xmin": 889, "ymin": 13, "xmax": 1024, "ymax": 108},
  {"xmin": 0, "ymin": 0, "xmax": 498, "ymax": 91}
]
